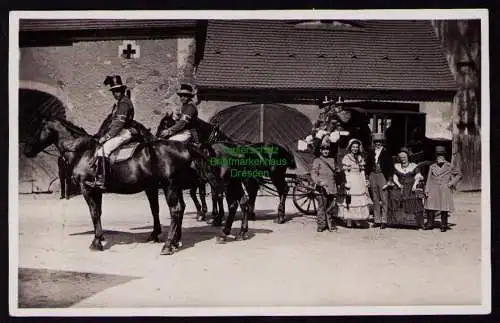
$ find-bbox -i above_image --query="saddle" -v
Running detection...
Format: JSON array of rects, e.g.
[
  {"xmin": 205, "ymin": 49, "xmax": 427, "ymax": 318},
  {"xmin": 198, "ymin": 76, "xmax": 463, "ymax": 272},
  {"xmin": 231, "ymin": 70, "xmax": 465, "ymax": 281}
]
[
  {"xmin": 106, "ymin": 122, "xmax": 154, "ymax": 164},
  {"xmin": 108, "ymin": 141, "xmax": 142, "ymax": 163}
]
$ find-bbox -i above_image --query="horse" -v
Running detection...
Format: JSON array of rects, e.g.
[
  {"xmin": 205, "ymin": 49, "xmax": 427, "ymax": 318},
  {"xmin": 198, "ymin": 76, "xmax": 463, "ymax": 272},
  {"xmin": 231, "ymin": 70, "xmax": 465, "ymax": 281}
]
[
  {"xmin": 195, "ymin": 119, "xmax": 298, "ymax": 226},
  {"xmin": 23, "ymin": 116, "xmax": 222, "ymax": 255}
]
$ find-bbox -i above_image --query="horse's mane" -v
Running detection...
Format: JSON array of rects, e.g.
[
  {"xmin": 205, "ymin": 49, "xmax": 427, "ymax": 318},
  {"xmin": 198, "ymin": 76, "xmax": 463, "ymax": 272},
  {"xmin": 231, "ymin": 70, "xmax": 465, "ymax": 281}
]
[{"xmin": 50, "ymin": 117, "xmax": 90, "ymax": 136}]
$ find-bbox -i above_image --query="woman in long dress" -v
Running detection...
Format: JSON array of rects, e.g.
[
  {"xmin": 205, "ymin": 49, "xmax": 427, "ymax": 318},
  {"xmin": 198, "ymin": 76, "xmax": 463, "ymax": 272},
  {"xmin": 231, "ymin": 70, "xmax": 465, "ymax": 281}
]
[
  {"xmin": 387, "ymin": 147, "xmax": 425, "ymax": 228},
  {"xmin": 337, "ymin": 139, "xmax": 372, "ymax": 228}
]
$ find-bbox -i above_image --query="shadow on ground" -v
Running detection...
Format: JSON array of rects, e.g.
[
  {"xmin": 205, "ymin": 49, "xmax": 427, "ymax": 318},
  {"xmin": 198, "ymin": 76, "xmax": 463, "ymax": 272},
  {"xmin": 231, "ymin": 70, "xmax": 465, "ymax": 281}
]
[
  {"xmin": 70, "ymin": 224, "xmax": 274, "ymax": 252},
  {"xmin": 18, "ymin": 267, "xmax": 140, "ymax": 308}
]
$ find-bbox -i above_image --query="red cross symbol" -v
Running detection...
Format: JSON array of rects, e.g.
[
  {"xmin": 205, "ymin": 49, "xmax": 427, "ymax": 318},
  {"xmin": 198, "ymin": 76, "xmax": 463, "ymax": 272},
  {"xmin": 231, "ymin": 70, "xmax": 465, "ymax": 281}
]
[{"xmin": 119, "ymin": 41, "xmax": 140, "ymax": 59}]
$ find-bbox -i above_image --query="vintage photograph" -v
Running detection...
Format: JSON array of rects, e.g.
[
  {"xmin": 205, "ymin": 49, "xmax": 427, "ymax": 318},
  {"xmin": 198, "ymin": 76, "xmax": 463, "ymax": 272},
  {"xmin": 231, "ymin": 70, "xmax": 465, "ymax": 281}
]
[{"xmin": 9, "ymin": 10, "xmax": 489, "ymax": 316}]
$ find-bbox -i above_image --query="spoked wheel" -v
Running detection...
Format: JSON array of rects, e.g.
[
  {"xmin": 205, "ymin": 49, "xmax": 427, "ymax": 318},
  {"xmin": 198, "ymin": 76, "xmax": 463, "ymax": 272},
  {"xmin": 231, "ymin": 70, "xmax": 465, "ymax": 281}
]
[{"xmin": 292, "ymin": 183, "xmax": 318, "ymax": 215}]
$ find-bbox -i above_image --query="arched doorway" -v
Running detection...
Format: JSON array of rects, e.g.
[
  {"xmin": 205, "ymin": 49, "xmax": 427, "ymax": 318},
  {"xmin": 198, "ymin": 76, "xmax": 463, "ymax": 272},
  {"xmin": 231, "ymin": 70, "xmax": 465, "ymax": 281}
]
[
  {"xmin": 210, "ymin": 103, "xmax": 313, "ymax": 173},
  {"xmin": 19, "ymin": 88, "xmax": 67, "ymax": 194}
]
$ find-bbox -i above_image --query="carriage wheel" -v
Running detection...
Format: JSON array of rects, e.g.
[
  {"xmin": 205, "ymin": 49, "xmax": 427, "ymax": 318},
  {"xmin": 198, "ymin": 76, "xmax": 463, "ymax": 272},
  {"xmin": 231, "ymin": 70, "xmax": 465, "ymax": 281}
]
[{"xmin": 292, "ymin": 184, "xmax": 318, "ymax": 215}]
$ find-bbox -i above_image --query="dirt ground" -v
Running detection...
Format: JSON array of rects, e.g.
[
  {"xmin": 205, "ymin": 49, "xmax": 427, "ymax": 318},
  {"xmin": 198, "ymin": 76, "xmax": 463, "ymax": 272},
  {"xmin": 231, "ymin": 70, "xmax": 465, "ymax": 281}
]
[{"xmin": 16, "ymin": 191, "xmax": 483, "ymax": 308}]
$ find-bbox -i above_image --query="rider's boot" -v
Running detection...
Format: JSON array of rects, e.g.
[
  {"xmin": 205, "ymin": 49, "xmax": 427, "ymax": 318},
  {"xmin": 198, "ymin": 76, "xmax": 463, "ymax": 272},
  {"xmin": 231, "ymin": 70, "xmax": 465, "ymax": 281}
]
[{"xmin": 93, "ymin": 156, "xmax": 108, "ymax": 190}]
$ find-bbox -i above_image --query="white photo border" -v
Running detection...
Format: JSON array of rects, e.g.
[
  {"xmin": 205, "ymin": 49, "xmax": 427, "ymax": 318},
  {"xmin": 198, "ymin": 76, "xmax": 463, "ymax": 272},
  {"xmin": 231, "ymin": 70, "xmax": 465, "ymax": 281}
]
[{"xmin": 9, "ymin": 9, "xmax": 491, "ymax": 316}]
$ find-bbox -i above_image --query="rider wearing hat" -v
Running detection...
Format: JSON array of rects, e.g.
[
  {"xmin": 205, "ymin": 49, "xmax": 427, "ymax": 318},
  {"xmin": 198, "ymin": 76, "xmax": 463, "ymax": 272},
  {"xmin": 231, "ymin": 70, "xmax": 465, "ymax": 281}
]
[
  {"xmin": 90, "ymin": 75, "xmax": 136, "ymax": 189},
  {"xmin": 157, "ymin": 83, "xmax": 200, "ymax": 144}
]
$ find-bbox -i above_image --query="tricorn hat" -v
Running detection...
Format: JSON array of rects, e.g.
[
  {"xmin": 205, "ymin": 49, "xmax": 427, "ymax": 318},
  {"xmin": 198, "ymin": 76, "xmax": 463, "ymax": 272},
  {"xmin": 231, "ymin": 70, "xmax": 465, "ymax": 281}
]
[
  {"xmin": 104, "ymin": 75, "xmax": 127, "ymax": 91},
  {"xmin": 372, "ymin": 133, "xmax": 386, "ymax": 142},
  {"xmin": 435, "ymin": 145, "xmax": 447, "ymax": 155},
  {"xmin": 177, "ymin": 83, "xmax": 196, "ymax": 97}
]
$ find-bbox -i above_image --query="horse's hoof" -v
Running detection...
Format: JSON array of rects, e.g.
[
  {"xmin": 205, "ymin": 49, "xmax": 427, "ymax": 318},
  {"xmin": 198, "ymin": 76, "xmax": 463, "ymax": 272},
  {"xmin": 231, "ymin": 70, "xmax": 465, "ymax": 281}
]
[
  {"xmin": 172, "ymin": 241, "xmax": 183, "ymax": 249},
  {"xmin": 89, "ymin": 241, "xmax": 104, "ymax": 251},
  {"xmin": 196, "ymin": 212, "xmax": 206, "ymax": 222},
  {"xmin": 208, "ymin": 218, "xmax": 222, "ymax": 227},
  {"xmin": 236, "ymin": 232, "xmax": 249, "ymax": 241},
  {"xmin": 160, "ymin": 245, "xmax": 174, "ymax": 255},
  {"xmin": 146, "ymin": 232, "xmax": 161, "ymax": 243},
  {"xmin": 274, "ymin": 218, "xmax": 286, "ymax": 224},
  {"xmin": 216, "ymin": 235, "xmax": 227, "ymax": 244}
]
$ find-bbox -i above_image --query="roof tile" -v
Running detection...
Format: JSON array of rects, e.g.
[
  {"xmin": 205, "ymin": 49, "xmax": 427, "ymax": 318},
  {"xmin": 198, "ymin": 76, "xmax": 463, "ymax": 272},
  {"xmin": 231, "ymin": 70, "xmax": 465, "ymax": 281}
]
[{"xmin": 196, "ymin": 20, "xmax": 457, "ymax": 94}]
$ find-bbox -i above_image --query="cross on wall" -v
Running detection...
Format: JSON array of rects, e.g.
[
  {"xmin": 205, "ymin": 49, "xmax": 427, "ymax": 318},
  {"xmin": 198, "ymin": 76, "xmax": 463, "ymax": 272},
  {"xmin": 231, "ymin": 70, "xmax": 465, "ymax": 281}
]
[
  {"xmin": 123, "ymin": 44, "xmax": 136, "ymax": 58},
  {"xmin": 118, "ymin": 40, "xmax": 140, "ymax": 59}
]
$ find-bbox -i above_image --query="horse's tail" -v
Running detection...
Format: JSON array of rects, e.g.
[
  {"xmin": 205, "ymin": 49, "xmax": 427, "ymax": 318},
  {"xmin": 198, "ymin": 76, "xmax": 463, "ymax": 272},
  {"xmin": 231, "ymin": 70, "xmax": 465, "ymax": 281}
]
[{"xmin": 283, "ymin": 146, "xmax": 297, "ymax": 170}]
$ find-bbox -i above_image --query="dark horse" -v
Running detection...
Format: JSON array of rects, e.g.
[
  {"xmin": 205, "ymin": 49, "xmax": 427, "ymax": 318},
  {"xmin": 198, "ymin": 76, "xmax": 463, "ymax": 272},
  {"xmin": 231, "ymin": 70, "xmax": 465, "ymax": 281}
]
[
  {"xmin": 194, "ymin": 119, "xmax": 298, "ymax": 226},
  {"xmin": 23, "ymin": 116, "xmax": 221, "ymax": 255}
]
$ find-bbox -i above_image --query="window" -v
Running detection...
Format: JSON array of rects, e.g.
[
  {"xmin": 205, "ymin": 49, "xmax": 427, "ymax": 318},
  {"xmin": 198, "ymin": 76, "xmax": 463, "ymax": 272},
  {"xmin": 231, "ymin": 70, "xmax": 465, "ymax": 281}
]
[{"xmin": 288, "ymin": 20, "xmax": 365, "ymax": 31}]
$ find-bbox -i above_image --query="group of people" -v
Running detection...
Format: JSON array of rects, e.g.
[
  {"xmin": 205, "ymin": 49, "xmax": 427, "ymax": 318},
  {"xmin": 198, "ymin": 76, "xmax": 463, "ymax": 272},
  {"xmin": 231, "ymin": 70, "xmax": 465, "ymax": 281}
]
[
  {"xmin": 80, "ymin": 75, "xmax": 462, "ymax": 235},
  {"xmin": 88, "ymin": 75, "xmax": 201, "ymax": 190},
  {"xmin": 307, "ymin": 100, "xmax": 462, "ymax": 233}
]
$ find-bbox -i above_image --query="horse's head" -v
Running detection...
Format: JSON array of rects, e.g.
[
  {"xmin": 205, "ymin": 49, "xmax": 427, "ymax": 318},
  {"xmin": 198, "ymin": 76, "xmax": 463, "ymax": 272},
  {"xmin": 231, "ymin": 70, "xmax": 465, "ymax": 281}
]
[{"xmin": 24, "ymin": 117, "xmax": 57, "ymax": 158}]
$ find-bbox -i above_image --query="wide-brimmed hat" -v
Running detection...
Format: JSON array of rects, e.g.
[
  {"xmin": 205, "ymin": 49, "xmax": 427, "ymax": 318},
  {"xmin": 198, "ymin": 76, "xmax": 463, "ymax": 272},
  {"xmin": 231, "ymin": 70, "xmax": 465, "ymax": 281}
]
[
  {"xmin": 104, "ymin": 75, "xmax": 127, "ymax": 91},
  {"xmin": 319, "ymin": 96, "xmax": 334, "ymax": 107},
  {"xmin": 373, "ymin": 133, "xmax": 386, "ymax": 142},
  {"xmin": 435, "ymin": 145, "xmax": 447, "ymax": 155},
  {"xmin": 177, "ymin": 83, "xmax": 196, "ymax": 97}
]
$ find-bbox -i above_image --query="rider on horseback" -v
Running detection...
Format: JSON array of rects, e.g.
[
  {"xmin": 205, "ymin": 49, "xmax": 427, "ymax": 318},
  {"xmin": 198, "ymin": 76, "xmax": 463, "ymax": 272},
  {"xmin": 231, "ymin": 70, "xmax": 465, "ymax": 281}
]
[
  {"xmin": 88, "ymin": 75, "xmax": 136, "ymax": 189},
  {"xmin": 157, "ymin": 83, "xmax": 200, "ymax": 145},
  {"xmin": 156, "ymin": 83, "xmax": 222, "ymax": 194}
]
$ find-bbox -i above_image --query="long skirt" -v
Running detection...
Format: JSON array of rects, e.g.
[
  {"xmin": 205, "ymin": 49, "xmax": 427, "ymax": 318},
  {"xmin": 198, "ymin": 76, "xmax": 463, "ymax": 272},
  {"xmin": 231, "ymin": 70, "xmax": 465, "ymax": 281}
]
[
  {"xmin": 337, "ymin": 170, "xmax": 372, "ymax": 221},
  {"xmin": 387, "ymin": 187, "xmax": 424, "ymax": 228}
]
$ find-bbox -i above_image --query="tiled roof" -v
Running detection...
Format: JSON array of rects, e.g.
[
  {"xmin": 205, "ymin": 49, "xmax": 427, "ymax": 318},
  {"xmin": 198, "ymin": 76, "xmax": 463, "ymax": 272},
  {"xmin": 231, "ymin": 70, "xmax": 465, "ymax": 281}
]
[
  {"xmin": 19, "ymin": 19, "xmax": 197, "ymax": 32},
  {"xmin": 195, "ymin": 20, "xmax": 457, "ymax": 96}
]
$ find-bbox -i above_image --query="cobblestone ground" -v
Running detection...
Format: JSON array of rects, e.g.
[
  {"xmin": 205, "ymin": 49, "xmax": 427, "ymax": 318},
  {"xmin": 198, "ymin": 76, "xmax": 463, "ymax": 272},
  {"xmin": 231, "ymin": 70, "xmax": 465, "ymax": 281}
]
[{"xmin": 15, "ymin": 191, "xmax": 483, "ymax": 308}]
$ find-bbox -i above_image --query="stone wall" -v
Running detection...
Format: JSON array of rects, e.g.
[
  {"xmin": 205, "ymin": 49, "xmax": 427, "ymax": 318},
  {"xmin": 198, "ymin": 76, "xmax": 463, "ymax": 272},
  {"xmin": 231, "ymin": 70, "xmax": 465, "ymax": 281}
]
[{"xmin": 20, "ymin": 37, "xmax": 196, "ymax": 133}]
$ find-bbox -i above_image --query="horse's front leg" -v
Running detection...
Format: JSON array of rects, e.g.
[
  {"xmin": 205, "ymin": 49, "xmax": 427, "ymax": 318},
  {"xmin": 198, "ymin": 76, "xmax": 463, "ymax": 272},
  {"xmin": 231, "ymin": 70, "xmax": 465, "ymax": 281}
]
[
  {"xmin": 161, "ymin": 187, "xmax": 182, "ymax": 255},
  {"xmin": 245, "ymin": 179, "xmax": 259, "ymax": 221},
  {"xmin": 199, "ymin": 181, "xmax": 208, "ymax": 214},
  {"xmin": 58, "ymin": 157, "xmax": 66, "ymax": 199},
  {"xmin": 190, "ymin": 185, "xmax": 205, "ymax": 222},
  {"xmin": 174, "ymin": 192, "xmax": 186, "ymax": 249},
  {"xmin": 145, "ymin": 187, "xmax": 161, "ymax": 242},
  {"xmin": 82, "ymin": 185, "xmax": 104, "ymax": 251},
  {"xmin": 216, "ymin": 192, "xmax": 237, "ymax": 243},
  {"xmin": 273, "ymin": 177, "xmax": 290, "ymax": 224},
  {"xmin": 207, "ymin": 184, "xmax": 223, "ymax": 226},
  {"xmin": 236, "ymin": 188, "xmax": 250, "ymax": 241}
]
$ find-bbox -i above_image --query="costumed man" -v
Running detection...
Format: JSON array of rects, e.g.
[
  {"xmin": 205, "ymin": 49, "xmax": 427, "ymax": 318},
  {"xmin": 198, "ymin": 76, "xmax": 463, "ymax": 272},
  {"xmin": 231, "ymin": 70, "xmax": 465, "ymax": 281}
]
[
  {"xmin": 424, "ymin": 146, "xmax": 462, "ymax": 232},
  {"xmin": 157, "ymin": 83, "xmax": 200, "ymax": 144},
  {"xmin": 90, "ymin": 75, "xmax": 136, "ymax": 189},
  {"xmin": 156, "ymin": 83, "xmax": 222, "ymax": 194},
  {"xmin": 310, "ymin": 137, "xmax": 339, "ymax": 232},
  {"xmin": 365, "ymin": 133, "xmax": 394, "ymax": 229}
]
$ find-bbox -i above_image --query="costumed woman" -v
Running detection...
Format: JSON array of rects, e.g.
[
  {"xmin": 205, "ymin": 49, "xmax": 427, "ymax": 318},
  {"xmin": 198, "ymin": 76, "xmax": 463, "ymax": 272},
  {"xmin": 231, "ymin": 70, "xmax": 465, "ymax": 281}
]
[
  {"xmin": 337, "ymin": 138, "xmax": 373, "ymax": 228},
  {"xmin": 387, "ymin": 147, "xmax": 425, "ymax": 228}
]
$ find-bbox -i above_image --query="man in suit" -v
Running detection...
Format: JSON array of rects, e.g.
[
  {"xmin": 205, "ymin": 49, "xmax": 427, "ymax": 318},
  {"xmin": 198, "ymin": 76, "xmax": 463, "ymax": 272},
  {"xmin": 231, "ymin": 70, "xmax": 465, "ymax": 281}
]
[{"xmin": 365, "ymin": 133, "xmax": 394, "ymax": 229}]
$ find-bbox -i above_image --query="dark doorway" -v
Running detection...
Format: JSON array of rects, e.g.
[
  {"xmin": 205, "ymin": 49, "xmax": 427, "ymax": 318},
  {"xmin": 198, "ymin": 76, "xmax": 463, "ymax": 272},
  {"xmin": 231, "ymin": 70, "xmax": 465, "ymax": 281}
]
[{"xmin": 19, "ymin": 89, "xmax": 66, "ymax": 194}]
